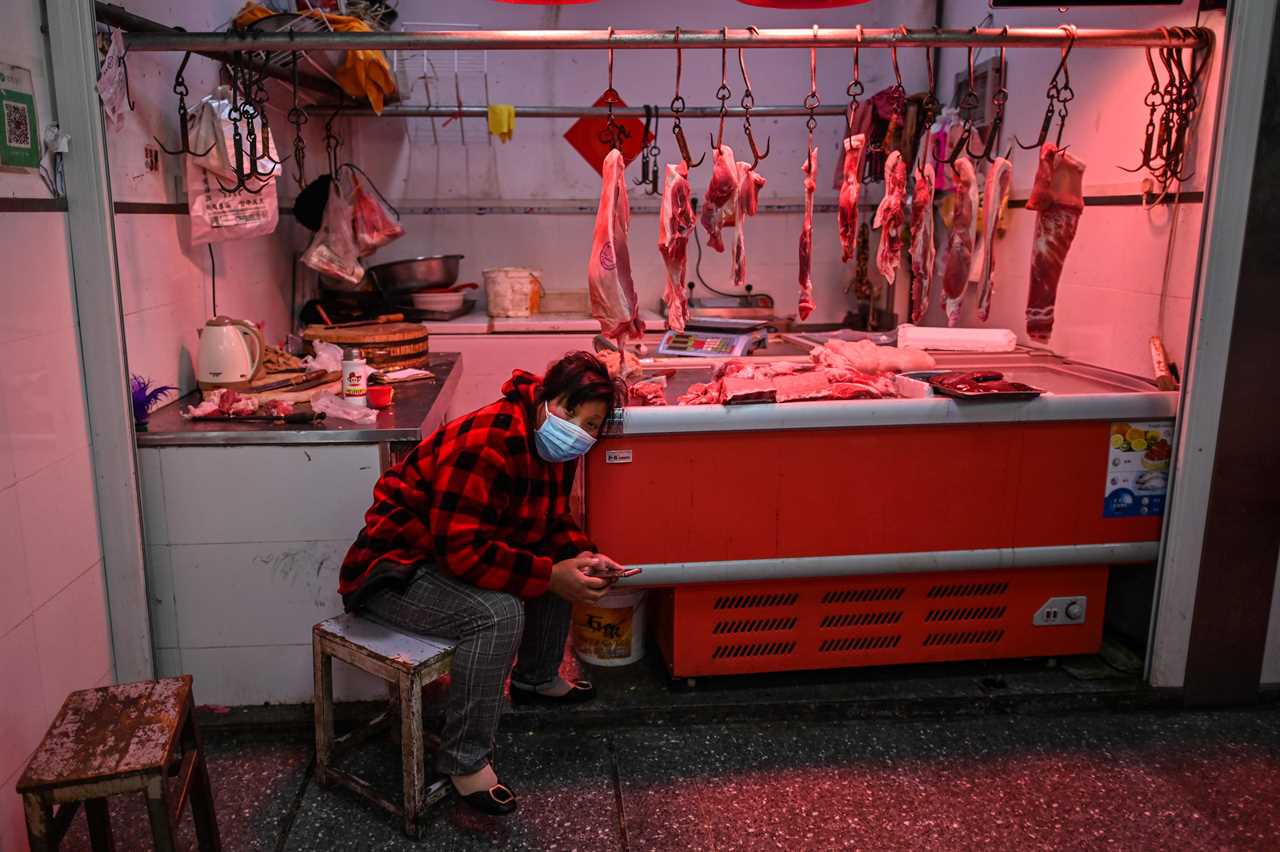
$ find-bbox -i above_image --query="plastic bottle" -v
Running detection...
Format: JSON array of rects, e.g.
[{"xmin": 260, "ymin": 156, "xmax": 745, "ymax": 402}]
[{"xmin": 341, "ymin": 347, "xmax": 368, "ymax": 407}]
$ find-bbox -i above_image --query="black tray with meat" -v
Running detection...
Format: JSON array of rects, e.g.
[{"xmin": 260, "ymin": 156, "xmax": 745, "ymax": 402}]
[{"xmin": 927, "ymin": 370, "xmax": 1044, "ymax": 401}]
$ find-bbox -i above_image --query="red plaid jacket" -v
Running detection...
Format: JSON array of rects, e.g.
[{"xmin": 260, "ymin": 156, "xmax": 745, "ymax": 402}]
[{"xmin": 338, "ymin": 370, "xmax": 594, "ymax": 606}]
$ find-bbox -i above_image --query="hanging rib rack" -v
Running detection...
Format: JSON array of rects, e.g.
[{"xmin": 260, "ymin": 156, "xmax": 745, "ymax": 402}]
[
  {"xmin": 311, "ymin": 105, "xmax": 851, "ymax": 119},
  {"xmin": 113, "ymin": 26, "xmax": 1210, "ymax": 54}
]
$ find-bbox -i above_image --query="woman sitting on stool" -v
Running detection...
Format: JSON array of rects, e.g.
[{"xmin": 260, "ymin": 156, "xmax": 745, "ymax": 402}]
[{"xmin": 338, "ymin": 352, "xmax": 628, "ymax": 816}]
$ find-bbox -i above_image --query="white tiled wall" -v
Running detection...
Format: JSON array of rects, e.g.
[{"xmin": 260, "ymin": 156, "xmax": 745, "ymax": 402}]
[{"xmin": 0, "ymin": 3, "xmax": 112, "ymax": 846}]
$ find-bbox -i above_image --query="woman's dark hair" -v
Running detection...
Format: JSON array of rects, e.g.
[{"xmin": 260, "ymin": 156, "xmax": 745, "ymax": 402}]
[{"xmin": 538, "ymin": 351, "xmax": 625, "ymax": 422}]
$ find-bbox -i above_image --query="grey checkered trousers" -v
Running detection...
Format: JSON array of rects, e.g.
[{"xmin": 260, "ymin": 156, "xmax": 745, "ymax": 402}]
[{"xmin": 360, "ymin": 564, "xmax": 571, "ymax": 775}]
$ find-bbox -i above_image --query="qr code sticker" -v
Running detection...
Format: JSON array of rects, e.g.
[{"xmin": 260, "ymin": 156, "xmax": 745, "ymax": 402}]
[{"xmin": 4, "ymin": 101, "xmax": 31, "ymax": 148}]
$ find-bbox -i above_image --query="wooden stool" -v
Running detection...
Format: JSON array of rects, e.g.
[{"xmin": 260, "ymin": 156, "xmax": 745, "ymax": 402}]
[
  {"xmin": 313, "ymin": 613, "xmax": 455, "ymax": 838},
  {"xmin": 16, "ymin": 675, "xmax": 220, "ymax": 852}
]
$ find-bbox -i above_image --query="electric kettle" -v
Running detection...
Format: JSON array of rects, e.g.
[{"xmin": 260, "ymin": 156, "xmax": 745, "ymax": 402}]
[{"xmin": 196, "ymin": 316, "xmax": 265, "ymax": 385}]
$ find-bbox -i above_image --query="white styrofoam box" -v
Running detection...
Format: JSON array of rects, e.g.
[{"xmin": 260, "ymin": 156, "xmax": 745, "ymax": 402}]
[
  {"xmin": 32, "ymin": 564, "xmax": 112, "ymax": 721},
  {"xmin": 182, "ymin": 644, "xmax": 384, "ymax": 706},
  {"xmin": 19, "ymin": 445, "xmax": 103, "ymax": 610},
  {"xmin": 169, "ymin": 539, "xmax": 351, "ymax": 648},
  {"xmin": 145, "ymin": 545, "xmax": 178, "ymax": 649},
  {"xmin": 154, "ymin": 647, "xmax": 183, "ymax": 680},
  {"xmin": 158, "ymin": 444, "xmax": 382, "ymax": 545},
  {"xmin": 137, "ymin": 447, "xmax": 169, "ymax": 547},
  {"xmin": 0, "ymin": 324, "xmax": 91, "ymax": 481},
  {"xmin": 0, "ymin": 213, "xmax": 74, "ymax": 347},
  {"xmin": 0, "ymin": 620, "xmax": 46, "ymax": 785},
  {"xmin": 0, "ymin": 486, "xmax": 31, "ymax": 637}
]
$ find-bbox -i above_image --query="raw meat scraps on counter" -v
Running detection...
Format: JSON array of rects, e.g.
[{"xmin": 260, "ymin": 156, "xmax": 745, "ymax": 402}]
[
  {"xmin": 873, "ymin": 150, "xmax": 907, "ymax": 285},
  {"xmin": 909, "ymin": 144, "xmax": 937, "ymax": 323},
  {"xmin": 597, "ymin": 347, "xmax": 644, "ymax": 383},
  {"xmin": 941, "ymin": 156, "xmax": 979, "ymax": 327},
  {"xmin": 810, "ymin": 338, "xmax": 936, "ymax": 374},
  {"xmin": 700, "ymin": 144, "xmax": 739, "ymax": 253},
  {"xmin": 731, "ymin": 161, "xmax": 767, "ymax": 288},
  {"xmin": 627, "ymin": 375, "xmax": 669, "ymax": 407},
  {"xmin": 180, "ymin": 389, "xmax": 295, "ymax": 419},
  {"xmin": 797, "ymin": 145, "xmax": 818, "ymax": 321},
  {"xmin": 588, "ymin": 148, "xmax": 645, "ymax": 342},
  {"xmin": 676, "ymin": 381, "xmax": 723, "ymax": 406},
  {"xmin": 975, "ymin": 156, "xmax": 1015, "ymax": 322},
  {"xmin": 658, "ymin": 162, "xmax": 696, "ymax": 331},
  {"xmin": 1026, "ymin": 142, "xmax": 1086, "ymax": 342},
  {"xmin": 838, "ymin": 134, "xmax": 867, "ymax": 263}
]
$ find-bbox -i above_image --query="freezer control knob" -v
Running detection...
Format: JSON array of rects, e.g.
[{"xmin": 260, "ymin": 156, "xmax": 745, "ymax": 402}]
[{"xmin": 1065, "ymin": 602, "xmax": 1084, "ymax": 621}]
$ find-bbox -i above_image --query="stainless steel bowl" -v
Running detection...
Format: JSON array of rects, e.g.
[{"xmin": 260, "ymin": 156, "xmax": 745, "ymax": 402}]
[{"xmin": 366, "ymin": 256, "xmax": 463, "ymax": 294}]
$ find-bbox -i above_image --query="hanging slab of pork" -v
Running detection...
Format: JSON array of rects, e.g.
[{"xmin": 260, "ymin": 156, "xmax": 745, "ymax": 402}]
[
  {"xmin": 975, "ymin": 156, "xmax": 1015, "ymax": 322},
  {"xmin": 838, "ymin": 133, "xmax": 868, "ymax": 263},
  {"xmin": 658, "ymin": 161, "xmax": 696, "ymax": 331},
  {"xmin": 699, "ymin": 144, "xmax": 739, "ymax": 253},
  {"xmin": 1025, "ymin": 142, "xmax": 1086, "ymax": 342},
  {"xmin": 873, "ymin": 150, "xmax": 908, "ymax": 287},
  {"xmin": 797, "ymin": 145, "xmax": 818, "ymax": 321},
  {"xmin": 909, "ymin": 143, "xmax": 937, "ymax": 323},
  {"xmin": 731, "ymin": 161, "xmax": 767, "ymax": 288},
  {"xmin": 588, "ymin": 148, "xmax": 644, "ymax": 342},
  {"xmin": 941, "ymin": 156, "xmax": 979, "ymax": 327}
]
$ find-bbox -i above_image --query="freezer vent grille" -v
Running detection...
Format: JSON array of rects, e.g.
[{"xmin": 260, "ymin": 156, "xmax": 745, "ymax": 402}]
[
  {"xmin": 712, "ymin": 617, "xmax": 799, "ymax": 635},
  {"xmin": 821, "ymin": 587, "xmax": 906, "ymax": 605},
  {"xmin": 711, "ymin": 641, "xmax": 797, "ymax": 660},
  {"xmin": 925, "ymin": 606, "xmax": 1008, "ymax": 623},
  {"xmin": 922, "ymin": 629, "xmax": 1005, "ymax": 647},
  {"xmin": 926, "ymin": 581, "xmax": 1010, "ymax": 599},
  {"xmin": 713, "ymin": 592, "xmax": 800, "ymax": 610},
  {"xmin": 820, "ymin": 611, "xmax": 904, "ymax": 629},
  {"xmin": 819, "ymin": 635, "xmax": 902, "ymax": 653}
]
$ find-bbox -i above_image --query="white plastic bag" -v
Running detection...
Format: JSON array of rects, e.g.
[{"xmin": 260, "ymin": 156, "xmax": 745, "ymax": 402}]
[
  {"xmin": 189, "ymin": 87, "xmax": 280, "ymax": 182},
  {"xmin": 185, "ymin": 156, "xmax": 279, "ymax": 246},
  {"xmin": 301, "ymin": 340, "xmax": 344, "ymax": 373},
  {"xmin": 96, "ymin": 30, "xmax": 129, "ymax": 130},
  {"xmin": 301, "ymin": 179, "xmax": 364, "ymax": 285}
]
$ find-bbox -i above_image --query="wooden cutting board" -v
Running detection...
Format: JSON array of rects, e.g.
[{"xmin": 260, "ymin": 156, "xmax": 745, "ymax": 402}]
[{"xmin": 302, "ymin": 322, "xmax": 430, "ymax": 369}]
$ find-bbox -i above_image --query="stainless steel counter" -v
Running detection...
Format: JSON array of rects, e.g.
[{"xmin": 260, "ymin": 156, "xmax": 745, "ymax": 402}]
[{"xmin": 136, "ymin": 353, "xmax": 461, "ymax": 447}]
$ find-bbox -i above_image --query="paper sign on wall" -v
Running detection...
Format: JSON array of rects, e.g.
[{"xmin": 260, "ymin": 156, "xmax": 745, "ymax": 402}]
[
  {"xmin": 1103, "ymin": 420, "xmax": 1173, "ymax": 518},
  {"xmin": 0, "ymin": 63, "xmax": 39, "ymax": 170}
]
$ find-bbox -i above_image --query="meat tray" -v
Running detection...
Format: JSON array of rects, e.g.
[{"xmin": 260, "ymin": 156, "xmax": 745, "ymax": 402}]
[{"xmin": 926, "ymin": 370, "xmax": 1044, "ymax": 402}]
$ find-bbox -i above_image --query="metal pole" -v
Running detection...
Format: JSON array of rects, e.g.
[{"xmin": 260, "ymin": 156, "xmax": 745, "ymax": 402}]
[
  {"xmin": 313, "ymin": 104, "xmax": 851, "ymax": 119},
  {"xmin": 117, "ymin": 26, "xmax": 1211, "ymax": 54}
]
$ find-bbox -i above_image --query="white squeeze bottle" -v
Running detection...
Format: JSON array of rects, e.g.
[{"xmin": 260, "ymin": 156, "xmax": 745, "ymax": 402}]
[{"xmin": 341, "ymin": 347, "xmax": 368, "ymax": 407}]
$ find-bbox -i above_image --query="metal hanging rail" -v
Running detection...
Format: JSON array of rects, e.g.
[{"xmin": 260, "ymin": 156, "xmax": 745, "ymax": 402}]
[
  {"xmin": 116, "ymin": 26, "xmax": 1210, "ymax": 54},
  {"xmin": 313, "ymin": 104, "xmax": 850, "ymax": 119}
]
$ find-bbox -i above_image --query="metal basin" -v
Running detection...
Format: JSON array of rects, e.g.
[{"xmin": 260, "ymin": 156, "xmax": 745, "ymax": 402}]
[{"xmin": 367, "ymin": 256, "xmax": 463, "ymax": 294}]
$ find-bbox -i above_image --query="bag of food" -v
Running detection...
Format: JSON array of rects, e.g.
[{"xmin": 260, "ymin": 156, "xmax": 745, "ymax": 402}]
[
  {"xmin": 301, "ymin": 178, "xmax": 364, "ymax": 284},
  {"xmin": 350, "ymin": 174, "xmax": 404, "ymax": 256},
  {"xmin": 186, "ymin": 155, "xmax": 279, "ymax": 246}
]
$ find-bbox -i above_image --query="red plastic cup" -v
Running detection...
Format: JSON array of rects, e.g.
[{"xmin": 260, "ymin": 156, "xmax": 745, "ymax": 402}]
[{"xmin": 367, "ymin": 385, "xmax": 394, "ymax": 409}]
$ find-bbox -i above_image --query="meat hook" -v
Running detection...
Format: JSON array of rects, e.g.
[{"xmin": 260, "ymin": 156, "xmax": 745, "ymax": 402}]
[
  {"xmin": 154, "ymin": 52, "xmax": 216, "ymax": 158},
  {"xmin": 634, "ymin": 105, "xmax": 654, "ymax": 187},
  {"xmin": 600, "ymin": 27, "xmax": 625, "ymax": 151},
  {"xmin": 287, "ymin": 50, "xmax": 309, "ymax": 188},
  {"xmin": 944, "ymin": 43, "xmax": 981, "ymax": 166},
  {"xmin": 1015, "ymin": 24, "xmax": 1076, "ymax": 150},
  {"xmin": 710, "ymin": 27, "xmax": 733, "ymax": 151},
  {"xmin": 738, "ymin": 26, "xmax": 770, "ymax": 169},
  {"xmin": 669, "ymin": 26, "xmax": 705, "ymax": 168},
  {"xmin": 804, "ymin": 25, "xmax": 821, "ymax": 148},
  {"xmin": 844, "ymin": 25, "xmax": 864, "ymax": 139},
  {"xmin": 967, "ymin": 31, "xmax": 1008, "ymax": 163},
  {"xmin": 1119, "ymin": 46, "xmax": 1164, "ymax": 174}
]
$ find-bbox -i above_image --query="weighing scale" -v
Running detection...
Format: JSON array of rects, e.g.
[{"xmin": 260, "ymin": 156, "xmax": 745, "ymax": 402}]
[{"xmin": 657, "ymin": 317, "xmax": 770, "ymax": 358}]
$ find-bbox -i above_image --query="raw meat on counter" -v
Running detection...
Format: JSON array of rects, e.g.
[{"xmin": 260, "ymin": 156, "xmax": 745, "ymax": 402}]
[
  {"xmin": 597, "ymin": 347, "xmax": 644, "ymax": 383},
  {"xmin": 658, "ymin": 162, "xmax": 696, "ymax": 331},
  {"xmin": 838, "ymin": 134, "xmax": 868, "ymax": 263},
  {"xmin": 588, "ymin": 149, "xmax": 645, "ymax": 342},
  {"xmin": 941, "ymin": 156, "xmax": 979, "ymax": 327},
  {"xmin": 627, "ymin": 375, "xmax": 669, "ymax": 407},
  {"xmin": 181, "ymin": 389, "xmax": 295, "ymax": 419},
  {"xmin": 873, "ymin": 151, "xmax": 907, "ymax": 285},
  {"xmin": 676, "ymin": 381, "xmax": 723, "ymax": 406},
  {"xmin": 700, "ymin": 144, "xmax": 739, "ymax": 253},
  {"xmin": 810, "ymin": 338, "xmax": 936, "ymax": 374},
  {"xmin": 797, "ymin": 146, "xmax": 818, "ymax": 321},
  {"xmin": 731, "ymin": 161, "xmax": 767, "ymax": 288},
  {"xmin": 909, "ymin": 146, "xmax": 937, "ymax": 323},
  {"xmin": 1026, "ymin": 143, "xmax": 1086, "ymax": 342},
  {"xmin": 975, "ymin": 156, "xmax": 1015, "ymax": 322}
]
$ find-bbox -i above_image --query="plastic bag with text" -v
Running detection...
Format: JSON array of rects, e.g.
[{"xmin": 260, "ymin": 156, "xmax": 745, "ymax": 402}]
[
  {"xmin": 301, "ymin": 179, "xmax": 365, "ymax": 285},
  {"xmin": 351, "ymin": 175, "xmax": 404, "ymax": 257},
  {"xmin": 185, "ymin": 156, "xmax": 279, "ymax": 246},
  {"xmin": 312, "ymin": 392, "xmax": 379, "ymax": 424}
]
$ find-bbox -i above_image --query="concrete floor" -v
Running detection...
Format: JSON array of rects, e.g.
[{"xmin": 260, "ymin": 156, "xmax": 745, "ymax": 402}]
[{"xmin": 55, "ymin": 702, "xmax": 1280, "ymax": 851}]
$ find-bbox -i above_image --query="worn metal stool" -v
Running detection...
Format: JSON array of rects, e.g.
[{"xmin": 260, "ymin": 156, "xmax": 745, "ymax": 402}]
[
  {"xmin": 313, "ymin": 613, "xmax": 455, "ymax": 838},
  {"xmin": 16, "ymin": 674, "xmax": 220, "ymax": 852}
]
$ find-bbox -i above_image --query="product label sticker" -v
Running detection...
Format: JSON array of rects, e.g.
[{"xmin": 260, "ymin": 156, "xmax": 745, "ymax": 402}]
[
  {"xmin": 1104, "ymin": 420, "xmax": 1173, "ymax": 517},
  {"xmin": 605, "ymin": 449, "xmax": 633, "ymax": 464}
]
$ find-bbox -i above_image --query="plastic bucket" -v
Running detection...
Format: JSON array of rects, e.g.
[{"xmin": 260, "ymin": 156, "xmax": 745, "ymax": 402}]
[
  {"xmin": 482, "ymin": 266, "xmax": 542, "ymax": 317},
  {"xmin": 572, "ymin": 589, "xmax": 646, "ymax": 666}
]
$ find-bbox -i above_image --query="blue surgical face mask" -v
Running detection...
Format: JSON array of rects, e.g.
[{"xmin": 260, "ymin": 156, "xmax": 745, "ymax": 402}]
[{"xmin": 535, "ymin": 402, "xmax": 597, "ymax": 462}]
